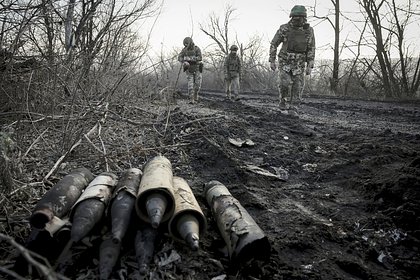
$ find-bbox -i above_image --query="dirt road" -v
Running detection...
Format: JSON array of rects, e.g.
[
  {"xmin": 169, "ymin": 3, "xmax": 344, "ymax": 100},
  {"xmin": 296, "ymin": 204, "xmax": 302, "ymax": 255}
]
[{"xmin": 166, "ymin": 91, "xmax": 420, "ymax": 279}]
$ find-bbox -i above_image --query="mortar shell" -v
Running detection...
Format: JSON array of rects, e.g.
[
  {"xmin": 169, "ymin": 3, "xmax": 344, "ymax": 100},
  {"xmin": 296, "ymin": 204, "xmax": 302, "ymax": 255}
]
[
  {"xmin": 136, "ymin": 155, "xmax": 175, "ymax": 226},
  {"xmin": 30, "ymin": 167, "xmax": 94, "ymax": 229},
  {"xmin": 169, "ymin": 176, "xmax": 206, "ymax": 250},
  {"xmin": 204, "ymin": 180, "xmax": 271, "ymax": 262},
  {"xmin": 110, "ymin": 168, "xmax": 142, "ymax": 244}
]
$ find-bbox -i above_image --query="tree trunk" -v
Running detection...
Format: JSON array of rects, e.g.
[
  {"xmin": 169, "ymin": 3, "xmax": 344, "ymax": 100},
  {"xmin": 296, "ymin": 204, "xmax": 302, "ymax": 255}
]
[
  {"xmin": 330, "ymin": 0, "xmax": 340, "ymax": 95},
  {"xmin": 65, "ymin": 0, "xmax": 76, "ymax": 54}
]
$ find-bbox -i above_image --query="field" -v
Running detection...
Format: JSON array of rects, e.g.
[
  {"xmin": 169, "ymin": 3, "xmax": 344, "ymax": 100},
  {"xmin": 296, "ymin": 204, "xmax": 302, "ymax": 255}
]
[{"xmin": 1, "ymin": 90, "xmax": 420, "ymax": 279}]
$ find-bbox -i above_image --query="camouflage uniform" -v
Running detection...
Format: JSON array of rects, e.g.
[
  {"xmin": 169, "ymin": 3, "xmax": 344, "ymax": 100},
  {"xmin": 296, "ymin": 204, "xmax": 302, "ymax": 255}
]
[
  {"xmin": 269, "ymin": 5, "xmax": 315, "ymax": 109},
  {"xmin": 178, "ymin": 37, "xmax": 203, "ymax": 104},
  {"xmin": 224, "ymin": 45, "xmax": 242, "ymax": 100}
]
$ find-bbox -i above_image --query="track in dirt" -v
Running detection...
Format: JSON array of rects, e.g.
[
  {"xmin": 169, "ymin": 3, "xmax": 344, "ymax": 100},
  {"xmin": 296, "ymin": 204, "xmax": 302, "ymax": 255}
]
[
  {"xmin": 5, "ymin": 90, "xmax": 420, "ymax": 280},
  {"xmin": 166, "ymin": 91, "xmax": 420, "ymax": 280}
]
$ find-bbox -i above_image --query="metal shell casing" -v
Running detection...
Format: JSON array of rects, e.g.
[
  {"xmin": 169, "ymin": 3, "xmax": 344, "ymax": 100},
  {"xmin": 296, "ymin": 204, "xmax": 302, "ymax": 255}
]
[
  {"xmin": 70, "ymin": 172, "xmax": 117, "ymax": 242},
  {"xmin": 30, "ymin": 167, "xmax": 94, "ymax": 229},
  {"xmin": 135, "ymin": 155, "xmax": 175, "ymax": 226},
  {"xmin": 109, "ymin": 168, "xmax": 142, "ymax": 244},
  {"xmin": 169, "ymin": 176, "xmax": 207, "ymax": 249},
  {"xmin": 204, "ymin": 180, "xmax": 271, "ymax": 262}
]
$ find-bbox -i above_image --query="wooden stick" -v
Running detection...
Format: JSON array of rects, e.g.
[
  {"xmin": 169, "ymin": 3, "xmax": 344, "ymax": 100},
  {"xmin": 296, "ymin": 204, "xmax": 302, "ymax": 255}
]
[
  {"xmin": 135, "ymin": 143, "xmax": 190, "ymax": 152},
  {"xmin": 43, "ymin": 122, "xmax": 99, "ymax": 181},
  {"xmin": 43, "ymin": 103, "xmax": 110, "ymax": 181},
  {"xmin": 0, "ymin": 233, "xmax": 70, "ymax": 280},
  {"xmin": 163, "ymin": 107, "xmax": 172, "ymax": 136},
  {"xmin": 0, "ymin": 266, "xmax": 27, "ymax": 280},
  {"xmin": 107, "ymin": 111, "xmax": 157, "ymax": 126},
  {"xmin": 23, "ymin": 128, "xmax": 49, "ymax": 159},
  {"xmin": 97, "ymin": 123, "xmax": 109, "ymax": 172}
]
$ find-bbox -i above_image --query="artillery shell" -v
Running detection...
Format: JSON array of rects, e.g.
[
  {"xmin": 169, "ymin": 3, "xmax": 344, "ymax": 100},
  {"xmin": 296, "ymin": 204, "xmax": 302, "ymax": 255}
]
[
  {"xmin": 110, "ymin": 191, "xmax": 136, "ymax": 244},
  {"xmin": 99, "ymin": 237, "xmax": 121, "ymax": 280},
  {"xmin": 204, "ymin": 180, "xmax": 271, "ymax": 262},
  {"xmin": 135, "ymin": 225, "xmax": 158, "ymax": 276},
  {"xmin": 30, "ymin": 167, "xmax": 94, "ymax": 229},
  {"xmin": 176, "ymin": 213, "xmax": 200, "ymax": 250},
  {"xmin": 71, "ymin": 199, "xmax": 105, "ymax": 242},
  {"xmin": 169, "ymin": 176, "xmax": 206, "ymax": 250},
  {"xmin": 110, "ymin": 168, "xmax": 141, "ymax": 244},
  {"xmin": 136, "ymin": 155, "xmax": 175, "ymax": 228},
  {"xmin": 146, "ymin": 192, "xmax": 168, "ymax": 229},
  {"xmin": 70, "ymin": 172, "xmax": 117, "ymax": 242}
]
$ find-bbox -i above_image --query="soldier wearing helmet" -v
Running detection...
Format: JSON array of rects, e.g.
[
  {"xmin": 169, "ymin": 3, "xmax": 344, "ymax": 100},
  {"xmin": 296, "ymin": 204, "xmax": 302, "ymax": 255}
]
[
  {"xmin": 269, "ymin": 5, "xmax": 315, "ymax": 112},
  {"xmin": 178, "ymin": 37, "xmax": 203, "ymax": 104},
  {"xmin": 224, "ymin": 44, "xmax": 242, "ymax": 101}
]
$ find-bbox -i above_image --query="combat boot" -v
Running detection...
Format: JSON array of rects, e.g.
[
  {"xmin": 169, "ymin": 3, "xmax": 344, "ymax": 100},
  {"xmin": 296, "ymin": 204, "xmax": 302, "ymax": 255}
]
[
  {"xmin": 189, "ymin": 92, "xmax": 195, "ymax": 104},
  {"xmin": 278, "ymin": 87, "xmax": 287, "ymax": 109},
  {"xmin": 279, "ymin": 98, "xmax": 287, "ymax": 109},
  {"xmin": 226, "ymin": 90, "xmax": 231, "ymax": 100},
  {"xmin": 193, "ymin": 90, "xmax": 199, "ymax": 103}
]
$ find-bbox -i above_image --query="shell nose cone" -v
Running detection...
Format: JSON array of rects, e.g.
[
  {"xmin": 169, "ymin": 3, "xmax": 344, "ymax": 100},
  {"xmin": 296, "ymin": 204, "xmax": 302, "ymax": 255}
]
[{"xmin": 146, "ymin": 193, "xmax": 167, "ymax": 228}]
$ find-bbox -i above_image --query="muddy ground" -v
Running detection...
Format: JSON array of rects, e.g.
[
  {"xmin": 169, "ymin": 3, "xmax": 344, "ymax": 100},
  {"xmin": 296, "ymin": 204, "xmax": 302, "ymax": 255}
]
[{"xmin": 1, "ymin": 90, "xmax": 420, "ymax": 280}]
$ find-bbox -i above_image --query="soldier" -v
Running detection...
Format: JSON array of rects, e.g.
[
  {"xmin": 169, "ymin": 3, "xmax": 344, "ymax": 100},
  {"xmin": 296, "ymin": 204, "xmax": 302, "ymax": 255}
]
[
  {"xmin": 224, "ymin": 45, "xmax": 242, "ymax": 101},
  {"xmin": 269, "ymin": 5, "xmax": 315, "ymax": 111},
  {"xmin": 178, "ymin": 37, "xmax": 203, "ymax": 104}
]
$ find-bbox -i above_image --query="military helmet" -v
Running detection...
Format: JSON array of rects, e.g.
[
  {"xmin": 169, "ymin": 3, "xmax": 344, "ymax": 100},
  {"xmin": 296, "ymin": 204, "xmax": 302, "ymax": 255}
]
[
  {"xmin": 230, "ymin": 45, "xmax": 238, "ymax": 51},
  {"xmin": 290, "ymin": 5, "xmax": 307, "ymax": 17},
  {"xmin": 183, "ymin": 37, "xmax": 193, "ymax": 46}
]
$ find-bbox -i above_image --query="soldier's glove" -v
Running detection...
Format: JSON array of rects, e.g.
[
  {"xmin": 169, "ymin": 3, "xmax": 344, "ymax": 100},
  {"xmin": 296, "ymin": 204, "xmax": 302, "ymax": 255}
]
[
  {"xmin": 270, "ymin": 62, "xmax": 276, "ymax": 71},
  {"xmin": 183, "ymin": 62, "xmax": 190, "ymax": 71},
  {"xmin": 198, "ymin": 62, "xmax": 203, "ymax": 73},
  {"xmin": 306, "ymin": 60, "xmax": 314, "ymax": 75}
]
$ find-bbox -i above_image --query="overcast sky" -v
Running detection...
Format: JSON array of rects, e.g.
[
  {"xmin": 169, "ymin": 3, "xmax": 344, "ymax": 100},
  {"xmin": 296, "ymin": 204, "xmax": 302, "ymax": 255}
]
[{"xmin": 140, "ymin": 0, "xmax": 418, "ymax": 60}]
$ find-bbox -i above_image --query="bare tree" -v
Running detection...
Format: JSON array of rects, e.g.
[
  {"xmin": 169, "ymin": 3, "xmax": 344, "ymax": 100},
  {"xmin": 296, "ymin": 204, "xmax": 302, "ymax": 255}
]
[
  {"xmin": 360, "ymin": 0, "xmax": 394, "ymax": 97},
  {"xmin": 239, "ymin": 34, "xmax": 273, "ymax": 92},
  {"xmin": 200, "ymin": 6, "xmax": 275, "ymax": 92},
  {"xmin": 359, "ymin": 0, "xmax": 420, "ymax": 98},
  {"xmin": 65, "ymin": 0, "xmax": 76, "ymax": 53},
  {"xmin": 389, "ymin": 0, "xmax": 420, "ymax": 97},
  {"xmin": 331, "ymin": 0, "xmax": 340, "ymax": 94},
  {"xmin": 40, "ymin": 0, "xmax": 55, "ymax": 64},
  {"xmin": 342, "ymin": 19, "xmax": 370, "ymax": 96},
  {"xmin": 0, "ymin": 0, "xmax": 162, "ymax": 113},
  {"xmin": 199, "ymin": 5, "xmax": 236, "ymax": 56},
  {"xmin": 312, "ymin": 0, "xmax": 341, "ymax": 95}
]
